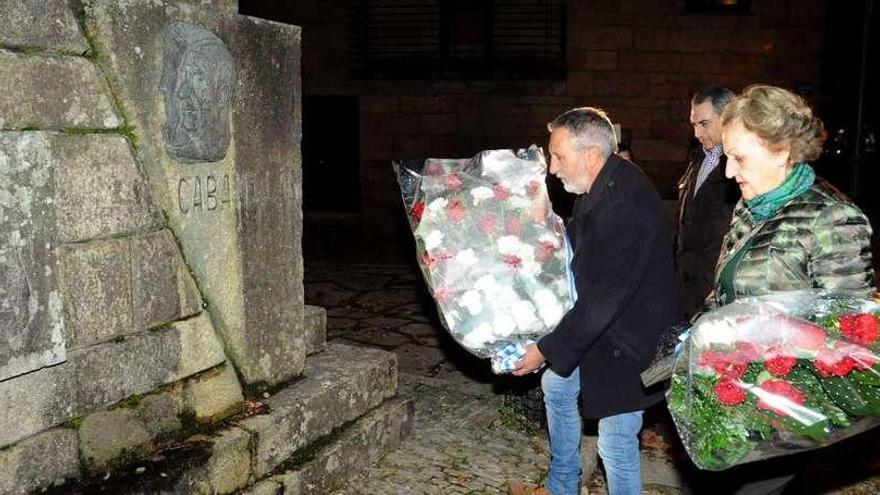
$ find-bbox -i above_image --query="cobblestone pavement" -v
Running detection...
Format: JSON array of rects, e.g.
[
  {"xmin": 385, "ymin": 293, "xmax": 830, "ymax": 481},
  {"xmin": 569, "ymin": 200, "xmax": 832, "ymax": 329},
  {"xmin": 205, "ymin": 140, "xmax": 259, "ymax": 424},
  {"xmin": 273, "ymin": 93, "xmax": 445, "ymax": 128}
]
[{"xmin": 305, "ymin": 262, "xmax": 880, "ymax": 495}]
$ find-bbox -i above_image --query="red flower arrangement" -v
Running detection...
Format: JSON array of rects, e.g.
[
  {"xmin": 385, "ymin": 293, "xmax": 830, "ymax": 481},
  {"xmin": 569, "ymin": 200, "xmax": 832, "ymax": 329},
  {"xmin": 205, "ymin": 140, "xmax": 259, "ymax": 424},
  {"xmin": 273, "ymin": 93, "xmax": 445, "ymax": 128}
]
[{"xmin": 667, "ymin": 295, "xmax": 880, "ymax": 471}]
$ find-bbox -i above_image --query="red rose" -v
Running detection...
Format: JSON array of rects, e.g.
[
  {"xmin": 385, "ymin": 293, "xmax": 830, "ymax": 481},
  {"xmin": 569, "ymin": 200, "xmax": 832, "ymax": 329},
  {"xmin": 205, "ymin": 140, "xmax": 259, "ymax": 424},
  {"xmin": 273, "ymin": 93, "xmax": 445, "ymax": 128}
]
[
  {"xmin": 757, "ymin": 379, "xmax": 806, "ymax": 416},
  {"xmin": 764, "ymin": 345, "xmax": 797, "ymax": 377},
  {"xmin": 478, "ymin": 214, "xmax": 497, "ymax": 234},
  {"xmin": 714, "ymin": 378, "xmax": 746, "ymax": 406},
  {"xmin": 445, "ymin": 173, "xmax": 463, "ymax": 191},
  {"xmin": 535, "ymin": 240, "xmax": 556, "ymax": 263},
  {"xmin": 506, "ymin": 217, "xmax": 523, "ymax": 236},
  {"xmin": 839, "ymin": 314, "xmax": 879, "ymax": 346},
  {"xmin": 815, "ymin": 347, "xmax": 856, "ymax": 377},
  {"xmin": 503, "ymin": 254, "xmax": 522, "ymax": 270},
  {"xmin": 786, "ymin": 319, "xmax": 827, "ymax": 351},
  {"xmin": 447, "ymin": 200, "xmax": 466, "ymax": 222},
  {"xmin": 411, "ymin": 201, "xmax": 425, "ymax": 222},
  {"xmin": 493, "ymin": 184, "xmax": 510, "ymax": 201}
]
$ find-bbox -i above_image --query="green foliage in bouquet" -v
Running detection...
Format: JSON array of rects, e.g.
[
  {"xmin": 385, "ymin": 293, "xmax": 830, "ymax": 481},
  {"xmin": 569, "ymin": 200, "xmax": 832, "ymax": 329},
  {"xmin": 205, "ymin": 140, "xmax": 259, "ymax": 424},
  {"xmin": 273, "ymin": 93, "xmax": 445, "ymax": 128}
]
[{"xmin": 668, "ymin": 303, "xmax": 880, "ymax": 470}]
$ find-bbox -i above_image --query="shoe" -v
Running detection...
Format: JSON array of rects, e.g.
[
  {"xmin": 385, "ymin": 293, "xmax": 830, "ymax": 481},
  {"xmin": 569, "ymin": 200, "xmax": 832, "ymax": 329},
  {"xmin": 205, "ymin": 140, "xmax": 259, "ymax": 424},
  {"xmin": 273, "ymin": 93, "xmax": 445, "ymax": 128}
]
[{"xmin": 508, "ymin": 482, "xmax": 551, "ymax": 495}]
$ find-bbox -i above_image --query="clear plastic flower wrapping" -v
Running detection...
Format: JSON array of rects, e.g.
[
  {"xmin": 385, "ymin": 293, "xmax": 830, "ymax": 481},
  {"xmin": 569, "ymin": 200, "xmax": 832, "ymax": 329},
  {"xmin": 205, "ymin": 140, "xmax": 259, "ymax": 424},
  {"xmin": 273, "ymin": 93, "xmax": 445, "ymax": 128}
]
[
  {"xmin": 666, "ymin": 290, "xmax": 880, "ymax": 470},
  {"xmin": 394, "ymin": 147, "xmax": 575, "ymax": 373}
]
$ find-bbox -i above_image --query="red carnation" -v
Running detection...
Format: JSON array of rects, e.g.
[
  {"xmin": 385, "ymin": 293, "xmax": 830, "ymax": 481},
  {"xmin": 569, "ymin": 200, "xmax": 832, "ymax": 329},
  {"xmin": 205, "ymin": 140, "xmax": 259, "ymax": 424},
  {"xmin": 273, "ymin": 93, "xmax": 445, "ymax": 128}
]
[
  {"xmin": 445, "ymin": 173, "xmax": 463, "ymax": 191},
  {"xmin": 535, "ymin": 240, "xmax": 556, "ymax": 263},
  {"xmin": 503, "ymin": 254, "xmax": 522, "ymax": 270},
  {"xmin": 493, "ymin": 184, "xmax": 510, "ymax": 201},
  {"xmin": 757, "ymin": 380, "xmax": 806, "ymax": 416},
  {"xmin": 411, "ymin": 201, "xmax": 425, "ymax": 222},
  {"xmin": 815, "ymin": 347, "xmax": 856, "ymax": 377},
  {"xmin": 700, "ymin": 350, "xmax": 748, "ymax": 379},
  {"xmin": 436, "ymin": 248, "xmax": 455, "ymax": 262},
  {"xmin": 714, "ymin": 378, "xmax": 746, "ymax": 406},
  {"xmin": 839, "ymin": 314, "xmax": 879, "ymax": 346},
  {"xmin": 447, "ymin": 200, "xmax": 466, "ymax": 222},
  {"xmin": 526, "ymin": 180, "xmax": 542, "ymax": 197},
  {"xmin": 506, "ymin": 217, "xmax": 523, "ymax": 236},
  {"xmin": 423, "ymin": 253, "xmax": 437, "ymax": 271},
  {"xmin": 434, "ymin": 284, "xmax": 452, "ymax": 303},
  {"xmin": 833, "ymin": 342, "xmax": 877, "ymax": 371},
  {"xmin": 764, "ymin": 345, "xmax": 797, "ymax": 377},
  {"xmin": 478, "ymin": 214, "xmax": 498, "ymax": 235}
]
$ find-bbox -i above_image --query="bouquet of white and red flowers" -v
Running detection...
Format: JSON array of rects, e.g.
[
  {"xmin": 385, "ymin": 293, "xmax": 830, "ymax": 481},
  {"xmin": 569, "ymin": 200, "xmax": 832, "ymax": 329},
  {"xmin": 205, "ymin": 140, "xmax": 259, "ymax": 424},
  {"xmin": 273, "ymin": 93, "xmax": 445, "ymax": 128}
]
[
  {"xmin": 394, "ymin": 147, "xmax": 575, "ymax": 373},
  {"xmin": 667, "ymin": 291, "xmax": 880, "ymax": 470}
]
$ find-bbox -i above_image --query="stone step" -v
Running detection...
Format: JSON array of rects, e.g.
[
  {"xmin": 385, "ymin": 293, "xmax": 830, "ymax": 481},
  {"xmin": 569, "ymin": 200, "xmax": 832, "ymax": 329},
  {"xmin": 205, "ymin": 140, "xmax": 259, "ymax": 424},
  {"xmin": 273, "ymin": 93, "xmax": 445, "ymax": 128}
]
[
  {"xmin": 246, "ymin": 397, "xmax": 415, "ymax": 494},
  {"xmin": 304, "ymin": 304, "xmax": 327, "ymax": 355},
  {"xmin": 42, "ymin": 343, "xmax": 403, "ymax": 494},
  {"xmin": 240, "ymin": 342, "xmax": 399, "ymax": 478}
]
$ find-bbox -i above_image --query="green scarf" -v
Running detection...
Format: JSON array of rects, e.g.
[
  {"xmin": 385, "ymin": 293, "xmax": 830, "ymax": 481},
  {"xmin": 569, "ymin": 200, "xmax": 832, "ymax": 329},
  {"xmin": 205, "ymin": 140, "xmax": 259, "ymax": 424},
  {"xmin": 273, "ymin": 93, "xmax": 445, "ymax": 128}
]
[{"xmin": 745, "ymin": 163, "xmax": 815, "ymax": 222}]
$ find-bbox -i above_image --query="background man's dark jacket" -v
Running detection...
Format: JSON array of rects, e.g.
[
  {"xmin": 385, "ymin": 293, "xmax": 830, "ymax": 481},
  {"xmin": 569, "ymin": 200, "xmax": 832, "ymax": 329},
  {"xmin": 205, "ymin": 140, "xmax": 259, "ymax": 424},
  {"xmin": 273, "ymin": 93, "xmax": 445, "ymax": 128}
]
[
  {"xmin": 537, "ymin": 154, "xmax": 682, "ymax": 419},
  {"xmin": 675, "ymin": 148, "xmax": 739, "ymax": 319}
]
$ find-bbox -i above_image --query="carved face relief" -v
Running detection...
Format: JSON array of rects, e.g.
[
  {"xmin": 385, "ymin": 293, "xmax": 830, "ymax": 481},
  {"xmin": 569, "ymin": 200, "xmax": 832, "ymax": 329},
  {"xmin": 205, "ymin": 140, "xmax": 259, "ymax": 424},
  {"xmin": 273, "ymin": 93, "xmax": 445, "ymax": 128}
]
[{"xmin": 161, "ymin": 22, "xmax": 235, "ymax": 163}]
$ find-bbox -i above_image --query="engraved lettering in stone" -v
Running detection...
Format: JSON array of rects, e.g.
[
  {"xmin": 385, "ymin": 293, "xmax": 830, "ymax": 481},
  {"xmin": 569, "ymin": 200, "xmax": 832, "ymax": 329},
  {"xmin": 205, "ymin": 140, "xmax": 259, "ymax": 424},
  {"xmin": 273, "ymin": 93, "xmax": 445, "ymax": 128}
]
[
  {"xmin": 161, "ymin": 22, "xmax": 235, "ymax": 163},
  {"xmin": 192, "ymin": 176, "xmax": 203, "ymax": 211},
  {"xmin": 178, "ymin": 177, "xmax": 190, "ymax": 213},
  {"xmin": 177, "ymin": 174, "xmax": 233, "ymax": 214},
  {"xmin": 206, "ymin": 175, "xmax": 218, "ymax": 210}
]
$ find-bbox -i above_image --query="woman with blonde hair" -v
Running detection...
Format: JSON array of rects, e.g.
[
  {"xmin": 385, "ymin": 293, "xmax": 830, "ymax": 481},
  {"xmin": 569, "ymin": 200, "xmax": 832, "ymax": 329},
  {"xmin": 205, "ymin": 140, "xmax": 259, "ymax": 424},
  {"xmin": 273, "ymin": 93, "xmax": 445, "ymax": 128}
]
[
  {"xmin": 691, "ymin": 84, "xmax": 875, "ymax": 494},
  {"xmin": 712, "ymin": 84, "xmax": 874, "ymax": 307}
]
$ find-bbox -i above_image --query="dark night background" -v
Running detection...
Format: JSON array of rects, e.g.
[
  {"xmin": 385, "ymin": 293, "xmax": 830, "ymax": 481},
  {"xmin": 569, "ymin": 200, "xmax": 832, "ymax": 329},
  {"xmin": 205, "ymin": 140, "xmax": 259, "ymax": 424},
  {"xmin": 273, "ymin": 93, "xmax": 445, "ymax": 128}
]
[{"xmin": 238, "ymin": 0, "xmax": 878, "ymax": 266}]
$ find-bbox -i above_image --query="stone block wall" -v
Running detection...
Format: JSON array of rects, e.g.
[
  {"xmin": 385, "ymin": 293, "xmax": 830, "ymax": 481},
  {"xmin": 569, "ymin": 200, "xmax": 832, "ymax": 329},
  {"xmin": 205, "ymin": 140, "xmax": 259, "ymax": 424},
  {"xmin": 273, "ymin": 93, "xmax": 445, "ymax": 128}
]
[
  {"xmin": 246, "ymin": 0, "xmax": 826, "ymax": 237},
  {"xmin": 0, "ymin": 1, "xmax": 245, "ymax": 491}
]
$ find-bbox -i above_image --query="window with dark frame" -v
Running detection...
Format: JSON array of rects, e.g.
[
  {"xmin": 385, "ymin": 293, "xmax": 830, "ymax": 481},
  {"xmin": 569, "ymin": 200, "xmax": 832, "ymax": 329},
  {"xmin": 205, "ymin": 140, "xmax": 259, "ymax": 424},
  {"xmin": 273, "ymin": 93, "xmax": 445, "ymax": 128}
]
[
  {"xmin": 686, "ymin": 0, "xmax": 751, "ymax": 14},
  {"xmin": 352, "ymin": 0, "xmax": 566, "ymax": 80}
]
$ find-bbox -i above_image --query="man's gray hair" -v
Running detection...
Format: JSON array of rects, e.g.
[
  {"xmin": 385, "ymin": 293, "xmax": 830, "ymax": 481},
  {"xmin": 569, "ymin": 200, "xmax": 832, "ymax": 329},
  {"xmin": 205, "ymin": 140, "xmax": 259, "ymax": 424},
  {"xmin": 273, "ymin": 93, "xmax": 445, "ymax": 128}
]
[
  {"xmin": 692, "ymin": 85, "xmax": 735, "ymax": 116},
  {"xmin": 547, "ymin": 107, "xmax": 618, "ymax": 159}
]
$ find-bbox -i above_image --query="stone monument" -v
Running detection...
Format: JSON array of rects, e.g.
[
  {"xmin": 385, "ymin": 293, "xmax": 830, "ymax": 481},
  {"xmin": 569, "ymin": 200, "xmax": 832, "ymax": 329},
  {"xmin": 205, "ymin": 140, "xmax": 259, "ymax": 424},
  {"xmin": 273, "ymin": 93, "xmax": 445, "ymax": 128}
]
[
  {"xmin": 87, "ymin": 0, "xmax": 306, "ymax": 386},
  {"xmin": 0, "ymin": 1, "xmax": 410, "ymax": 492}
]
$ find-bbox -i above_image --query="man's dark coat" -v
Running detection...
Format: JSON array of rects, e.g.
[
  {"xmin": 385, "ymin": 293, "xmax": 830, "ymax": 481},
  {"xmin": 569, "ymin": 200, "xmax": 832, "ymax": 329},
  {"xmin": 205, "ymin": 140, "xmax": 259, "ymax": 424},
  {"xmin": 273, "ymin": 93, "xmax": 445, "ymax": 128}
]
[
  {"xmin": 675, "ymin": 148, "xmax": 739, "ymax": 319},
  {"xmin": 537, "ymin": 154, "xmax": 682, "ymax": 419}
]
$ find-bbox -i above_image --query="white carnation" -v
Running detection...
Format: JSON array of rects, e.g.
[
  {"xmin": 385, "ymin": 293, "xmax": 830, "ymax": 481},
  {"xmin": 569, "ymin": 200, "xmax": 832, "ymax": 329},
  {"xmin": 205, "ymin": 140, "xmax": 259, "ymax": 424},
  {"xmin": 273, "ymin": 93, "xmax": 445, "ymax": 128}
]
[
  {"xmin": 492, "ymin": 313, "xmax": 518, "ymax": 337},
  {"xmin": 469, "ymin": 186, "xmax": 494, "ymax": 205},
  {"xmin": 474, "ymin": 274, "xmax": 500, "ymax": 294},
  {"xmin": 497, "ymin": 235, "xmax": 523, "ymax": 255},
  {"xmin": 426, "ymin": 197, "xmax": 448, "ymax": 214},
  {"xmin": 424, "ymin": 230, "xmax": 444, "ymax": 250},
  {"xmin": 460, "ymin": 289, "xmax": 484, "ymax": 316},
  {"xmin": 534, "ymin": 289, "xmax": 564, "ymax": 327},
  {"xmin": 456, "ymin": 249, "xmax": 478, "ymax": 266},
  {"xmin": 511, "ymin": 301, "xmax": 540, "ymax": 330},
  {"xmin": 463, "ymin": 322, "xmax": 494, "ymax": 349}
]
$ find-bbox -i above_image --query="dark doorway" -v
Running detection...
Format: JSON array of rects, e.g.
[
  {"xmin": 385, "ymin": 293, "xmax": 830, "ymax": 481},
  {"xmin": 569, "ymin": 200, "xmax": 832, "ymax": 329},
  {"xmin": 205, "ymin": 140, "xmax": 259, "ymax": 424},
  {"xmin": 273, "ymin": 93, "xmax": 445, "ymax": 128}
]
[{"xmin": 302, "ymin": 95, "xmax": 361, "ymax": 214}]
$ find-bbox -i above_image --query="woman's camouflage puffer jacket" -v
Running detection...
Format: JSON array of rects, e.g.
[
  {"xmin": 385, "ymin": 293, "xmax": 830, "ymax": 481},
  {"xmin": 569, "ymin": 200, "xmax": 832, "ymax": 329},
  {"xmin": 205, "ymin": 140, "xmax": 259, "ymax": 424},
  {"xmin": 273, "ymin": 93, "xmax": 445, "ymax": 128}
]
[{"xmin": 710, "ymin": 178, "xmax": 875, "ymax": 307}]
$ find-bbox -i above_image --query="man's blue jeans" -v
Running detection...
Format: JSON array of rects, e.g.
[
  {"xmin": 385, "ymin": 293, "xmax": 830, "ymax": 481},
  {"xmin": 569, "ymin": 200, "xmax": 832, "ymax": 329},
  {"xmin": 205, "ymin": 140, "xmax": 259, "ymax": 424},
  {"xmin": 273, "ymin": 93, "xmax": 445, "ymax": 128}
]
[{"xmin": 542, "ymin": 367, "xmax": 644, "ymax": 495}]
